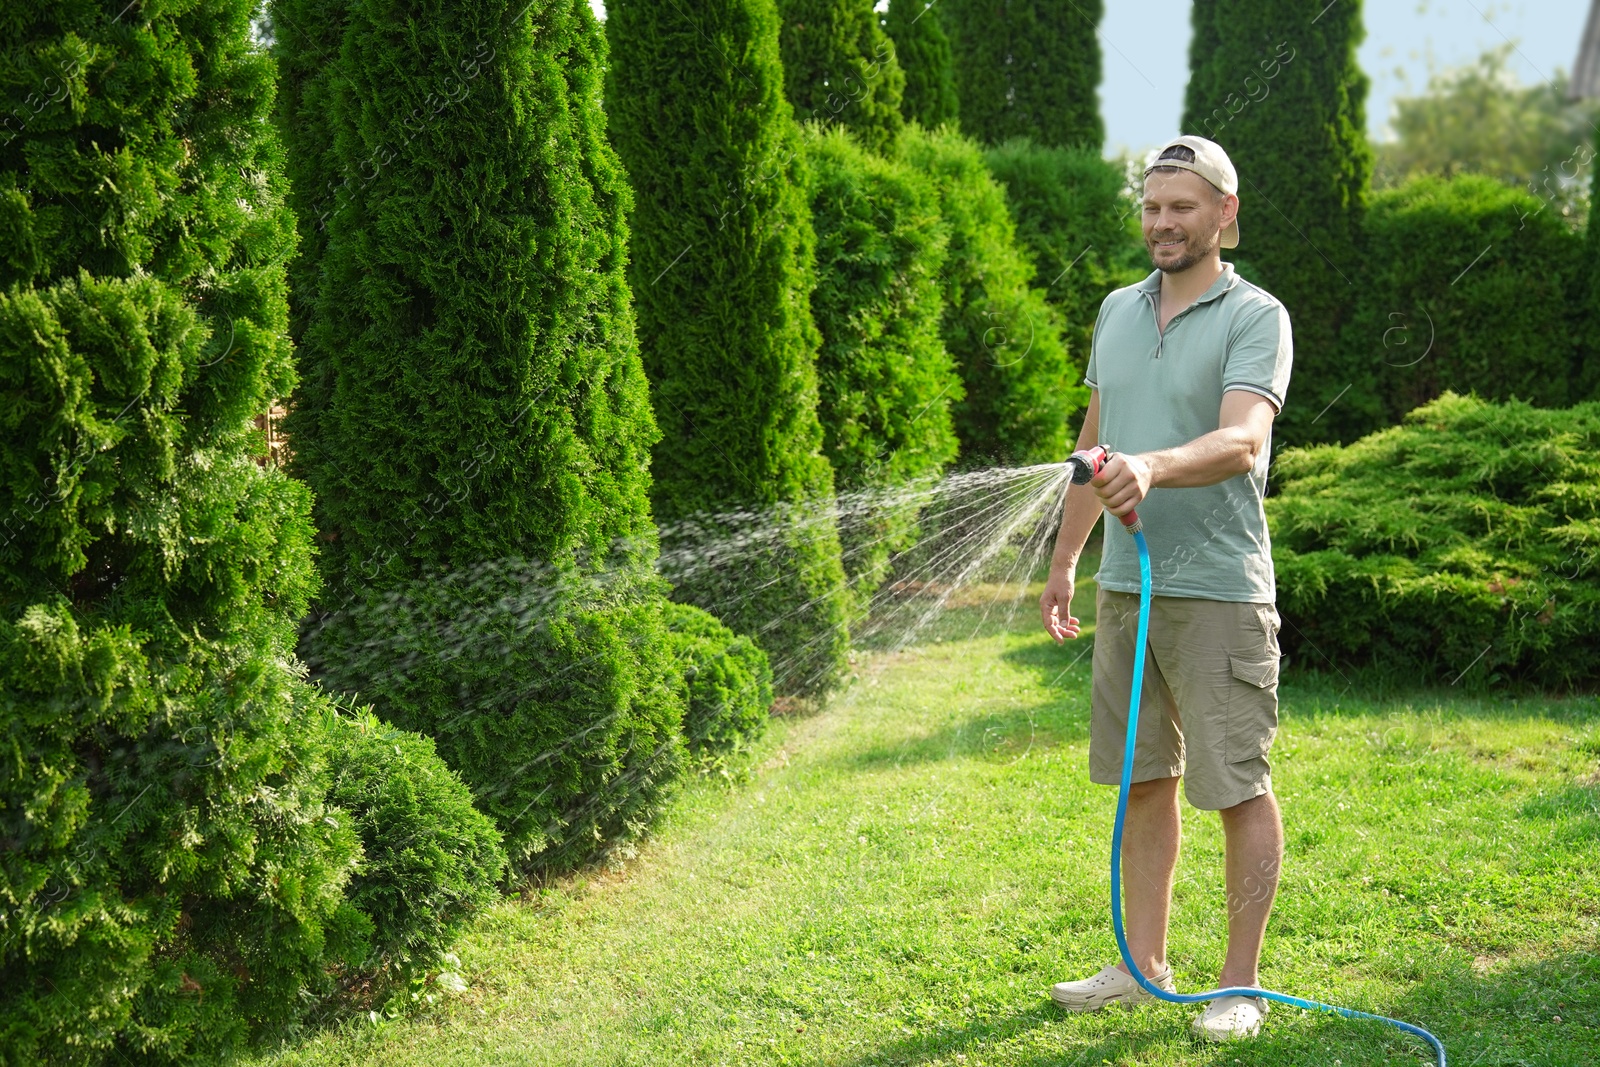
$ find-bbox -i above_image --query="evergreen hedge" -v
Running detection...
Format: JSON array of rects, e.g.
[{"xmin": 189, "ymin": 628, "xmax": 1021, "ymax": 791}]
[
  {"xmin": 606, "ymin": 0, "xmax": 853, "ymax": 696},
  {"xmin": 660, "ymin": 602, "xmax": 775, "ymax": 763},
  {"xmin": 883, "ymin": 0, "xmax": 958, "ymax": 130},
  {"xmin": 1182, "ymin": 0, "xmax": 1372, "ymax": 446},
  {"xmin": 896, "ymin": 124, "xmax": 1080, "ymax": 465},
  {"xmin": 320, "ymin": 703, "xmax": 506, "ymax": 974},
  {"xmin": 281, "ymin": 0, "xmax": 687, "ymax": 870},
  {"xmin": 982, "ymin": 138, "xmax": 1146, "ymax": 388},
  {"xmin": 1332, "ymin": 174, "xmax": 1582, "ymax": 441},
  {"xmin": 1269, "ymin": 394, "xmax": 1600, "ymax": 688},
  {"xmin": 804, "ymin": 124, "xmax": 961, "ymax": 604},
  {"xmin": 941, "ymin": 0, "xmax": 1103, "ymax": 149},
  {"xmin": 0, "ymin": 2, "xmax": 368, "ymax": 1059},
  {"xmin": 777, "ymin": 0, "xmax": 906, "ymax": 154}
]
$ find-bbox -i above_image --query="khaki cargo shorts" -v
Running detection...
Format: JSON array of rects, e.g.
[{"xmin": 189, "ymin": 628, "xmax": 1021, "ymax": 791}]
[{"xmin": 1089, "ymin": 587, "xmax": 1282, "ymax": 811}]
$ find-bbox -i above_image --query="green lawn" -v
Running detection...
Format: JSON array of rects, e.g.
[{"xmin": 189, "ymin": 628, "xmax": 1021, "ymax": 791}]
[{"xmin": 256, "ymin": 575, "xmax": 1600, "ymax": 1066}]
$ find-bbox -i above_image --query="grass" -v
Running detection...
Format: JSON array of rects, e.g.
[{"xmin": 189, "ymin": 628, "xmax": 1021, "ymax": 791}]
[{"xmin": 255, "ymin": 572, "xmax": 1600, "ymax": 1067}]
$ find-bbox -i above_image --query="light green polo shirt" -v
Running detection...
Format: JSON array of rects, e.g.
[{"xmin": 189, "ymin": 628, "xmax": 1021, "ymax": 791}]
[{"xmin": 1083, "ymin": 263, "xmax": 1293, "ymax": 603}]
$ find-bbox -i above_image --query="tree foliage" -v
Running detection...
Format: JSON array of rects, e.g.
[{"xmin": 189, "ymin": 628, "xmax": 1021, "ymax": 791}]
[
  {"xmin": 660, "ymin": 602, "xmax": 774, "ymax": 763},
  {"xmin": 777, "ymin": 0, "xmax": 906, "ymax": 153},
  {"xmin": 1, "ymin": 1, "xmax": 368, "ymax": 1059},
  {"xmin": 606, "ymin": 0, "xmax": 852, "ymax": 696},
  {"xmin": 941, "ymin": 0, "xmax": 1103, "ymax": 149},
  {"xmin": 1183, "ymin": 0, "xmax": 1372, "ymax": 446},
  {"xmin": 1270, "ymin": 394, "xmax": 1600, "ymax": 688},
  {"xmin": 1332, "ymin": 173, "xmax": 1582, "ymax": 442},
  {"xmin": 982, "ymin": 139, "xmax": 1146, "ymax": 390},
  {"xmin": 1375, "ymin": 44, "xmax": 1596, "ymax": 224},
  {"xmin": 280, "ymin": 0, "xmax": 686, "ymax": 870},
  {"xmin": 883, "ymin": 0, "xmax": 958, "ymax": 130},
  {"xmin": 896, "ymin": 124, "xmax": 1080, "ymax": 465},
  {"xmin": 804, "ymin": 123, "xmax": 961, "ymax": 604}
]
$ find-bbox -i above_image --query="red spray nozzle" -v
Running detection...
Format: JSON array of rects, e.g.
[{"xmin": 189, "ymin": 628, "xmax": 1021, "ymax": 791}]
[{"xmin": 1066, "ymin": 445, "xmax": 1142, "ymax": 533}]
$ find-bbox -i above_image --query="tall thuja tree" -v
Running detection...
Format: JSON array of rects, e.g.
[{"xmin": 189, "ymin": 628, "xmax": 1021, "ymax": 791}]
[
  {"xmin": 804, "ymin": 124, "xmax": 961, "ymax": 608},
  {"xmin": 271, "ymin": 0, "xmax": 347, "ymax": 469},
  {"xmin": 941, "ymin": 0, "xmax": 1103, "ymax": 149},
  {"xmin": 283, "ymin": 0, "xmax": 686, "ymax": 871},
  {"xmin": 0, "ymin": 1, "xmax": 367, "ymax": 1059},
  {"xmin": 897, "ymin": 124, "xmax": 1080, "ymax": 464},
  {"xmin": 777, "ymin": 0, "xmax": 906, "ymax": 153},
  {"xmin": 884, "ymin": 0, "xmax": 958, "ymax": 130},
  {"xmin": 1182, "ymin": 0, "xmax": 1372, "ymax": 445},
  {"xmin": 607, "ymin": 0, "xmax": 852, "ymax": 696}
]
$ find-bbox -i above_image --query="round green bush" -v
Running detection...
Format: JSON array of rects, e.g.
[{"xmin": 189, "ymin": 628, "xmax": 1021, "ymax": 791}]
[
  {"xmin": 1269, "ymin": 393, "xmax": 1600, "ymax": 688},
  {"xmin": 320, "ymin": 704, "xmax": 506, "ymax": 972},
  {"xmin": 660, "ymin": 602, "xmax": 775, "ymax": 761}
]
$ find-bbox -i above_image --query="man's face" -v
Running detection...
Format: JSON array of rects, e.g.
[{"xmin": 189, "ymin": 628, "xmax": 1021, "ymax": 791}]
[{"xmin": 1141, "ymin": 170, "xmax": 1235, "ymax": 274}]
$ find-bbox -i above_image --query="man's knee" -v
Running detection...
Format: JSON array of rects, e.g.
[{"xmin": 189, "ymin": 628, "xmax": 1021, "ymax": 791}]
[{"xmin": 1128, "ymin": 775, "xmax": 1181, "ymax": 802}]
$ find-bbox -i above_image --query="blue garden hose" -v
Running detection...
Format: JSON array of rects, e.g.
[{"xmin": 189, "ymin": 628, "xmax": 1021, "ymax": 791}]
[{"xmin": 1109, "ymin": 526, "xmax": 1448, "ymax": 1065}]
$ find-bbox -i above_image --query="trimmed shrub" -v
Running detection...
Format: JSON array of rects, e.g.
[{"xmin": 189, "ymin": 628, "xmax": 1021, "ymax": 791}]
[
  {"xmin": 777, "ymin": 0, "xmax": 906, "ymax": 154},
  {"xmin": 896, "ymin": 123, "xmax": 1081, "ymax": 465},
  {"xmin": 941, "ymin": 0, "xmax": 1103, "ymax": 149},
  {"xmin": 1182, "ymin": 1, "xmax": 1372, "ymax": 446},
  {"xmin": 1268, "ymin": 393, "xmax": 1600, "ymax": 689},
  {"xmin": 305, "ymin": 563, "xmax": 686, "ymax": 873},
  {"xmin": 280, "ymin": 0, "xmax": 687, "ymax": 870},
  {"xmin": 660, "ymin": 602, "xmax": 775, "ymax": 762},
  {"xmin": 1334, "ymin": 173, "xmax": 1582, "ymax": 441},
  {"xmin": 804, "ymin": 123, "xmax": 961, "ymax": 604},
  {"xmin": 883, "ymin": 0, "xmax": 958, "ymax": 130},
  {"xmin": 606, "ymin": 0, "xmax": 853, "ymax": 696},
  {"xmin": 982, "ymin": 138, "xmax": 1147, "ymax": 386},
  {"xmin": 320, "ymin": 703, "xmax": 506, "ymax": 973},
  {"xmin": 0, "ymin": 2, "xmax": 366, "ymax": 1060}
]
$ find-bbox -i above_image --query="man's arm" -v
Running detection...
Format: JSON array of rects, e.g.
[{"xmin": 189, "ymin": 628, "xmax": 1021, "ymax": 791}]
[
  {"xmin": 1039, "ymin": 391, "xmax": 1104, "ymax": 642},
  {"xmin": 1091, "ymin": 390, "xmax": 1277, "ymax": 519}
]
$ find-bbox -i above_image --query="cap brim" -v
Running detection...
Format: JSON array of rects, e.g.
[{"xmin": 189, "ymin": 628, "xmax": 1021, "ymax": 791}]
[{"xmin": 1222, "ymin": 218, "xmax": 1239, "ymax": 250}]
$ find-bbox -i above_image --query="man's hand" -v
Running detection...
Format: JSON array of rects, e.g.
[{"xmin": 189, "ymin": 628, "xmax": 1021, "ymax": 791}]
[
  {"xmin": 1091, "ymin": 451, "xmax": 1155, "ymax": 520},
  {"xmin": 1040, "ymin": 569, "xmax": 1081, "ymax": 643}
]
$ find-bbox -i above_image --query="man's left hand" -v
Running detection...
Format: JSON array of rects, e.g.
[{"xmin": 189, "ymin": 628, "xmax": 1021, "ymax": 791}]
[{"xmin": 1091, "ymin": 451, "xmax": 1154, "ymax": 519}]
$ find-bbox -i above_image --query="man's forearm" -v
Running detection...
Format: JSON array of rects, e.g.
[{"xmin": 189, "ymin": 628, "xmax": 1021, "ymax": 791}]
[
  {"xmin": 1050, "ymin": 481, "xmax": 1104, "ymax": 574},
  {"xmin": 1145, "ymin": 425, "xmax": 1260, "ymax": 489}
]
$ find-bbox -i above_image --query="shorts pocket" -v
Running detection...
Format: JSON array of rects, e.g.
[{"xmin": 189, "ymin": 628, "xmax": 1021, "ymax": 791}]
[
  {"xmin": 1228, "ymin": 650, "xmax": 1279, "ymax": 690},
  {"xmin": 1226, "ymin": 651, "xmax": 1279, "ymax": 763}
]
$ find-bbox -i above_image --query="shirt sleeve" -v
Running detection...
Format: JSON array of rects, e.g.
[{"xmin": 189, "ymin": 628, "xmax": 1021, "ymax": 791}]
[
  {"xmin": 1222, "ymin": 301, "xmax": 1293, "ymax": 411},
  {"xmin": 1084, "ymin": 301, "xmax": 1108, "ymax": 389}
]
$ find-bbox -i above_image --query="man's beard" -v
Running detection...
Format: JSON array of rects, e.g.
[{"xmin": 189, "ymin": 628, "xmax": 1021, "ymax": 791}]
[{"xmin": 1148, "ymin": 226, "xmax": 1218, "ymax": 273}]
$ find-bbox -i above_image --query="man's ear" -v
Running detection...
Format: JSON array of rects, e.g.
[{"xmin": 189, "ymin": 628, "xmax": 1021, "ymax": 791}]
[{"xmin": 1221, "ymin": 193, "xmax": 1239, "ymax": 230}]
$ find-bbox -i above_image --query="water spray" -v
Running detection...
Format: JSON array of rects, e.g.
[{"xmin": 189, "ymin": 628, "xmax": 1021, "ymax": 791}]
[{"xmin": 1066, "ymin": 444, "xmax": 1448, "ymax": 1065}]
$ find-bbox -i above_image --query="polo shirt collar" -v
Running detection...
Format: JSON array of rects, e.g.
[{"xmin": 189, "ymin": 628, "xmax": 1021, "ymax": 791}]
[{"xmin": 1136, "ymin": 262, "xmax": 1239, "ymax": 305}]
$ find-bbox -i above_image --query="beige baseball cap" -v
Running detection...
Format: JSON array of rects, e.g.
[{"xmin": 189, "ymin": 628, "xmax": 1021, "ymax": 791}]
[{"xmin": 1143, "ymin": 135, "xmax": 1239, "ymax": 249}]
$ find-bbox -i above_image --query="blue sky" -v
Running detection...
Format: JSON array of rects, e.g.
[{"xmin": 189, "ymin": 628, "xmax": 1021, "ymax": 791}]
[{"xmin": 589, "ymin": 1, "xmax": 1593, "ymax": 159}]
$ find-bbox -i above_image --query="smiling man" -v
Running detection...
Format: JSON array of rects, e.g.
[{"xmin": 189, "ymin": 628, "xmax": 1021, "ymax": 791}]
[{"xmin": 1037, "ymin": 135, "xmax": 1293, "ymax": 1043}]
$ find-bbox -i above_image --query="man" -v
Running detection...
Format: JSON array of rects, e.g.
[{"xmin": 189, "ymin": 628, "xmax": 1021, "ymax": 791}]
[{"xmin": 1037, "ymin": 135, "xmax": 1292, "ymax": 1043}]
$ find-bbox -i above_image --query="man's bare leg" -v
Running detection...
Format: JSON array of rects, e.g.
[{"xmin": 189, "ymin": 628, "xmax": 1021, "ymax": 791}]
[
  {"xmin": 1216, "ymin": 790, "xmax": 1283, "ymax": 988},
  {"xmin": 1114, "ymin": 775, "xmax": 1182, "ymax": 977}
]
